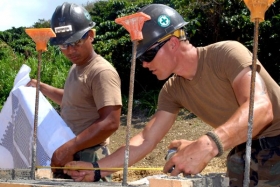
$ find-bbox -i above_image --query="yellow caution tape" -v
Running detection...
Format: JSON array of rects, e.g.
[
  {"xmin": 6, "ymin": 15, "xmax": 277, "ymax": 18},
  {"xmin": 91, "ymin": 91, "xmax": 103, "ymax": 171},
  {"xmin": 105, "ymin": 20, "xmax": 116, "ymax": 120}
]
[{"xmin": 36, "ymin": 166, "xmax": 163, "ymax": 171}]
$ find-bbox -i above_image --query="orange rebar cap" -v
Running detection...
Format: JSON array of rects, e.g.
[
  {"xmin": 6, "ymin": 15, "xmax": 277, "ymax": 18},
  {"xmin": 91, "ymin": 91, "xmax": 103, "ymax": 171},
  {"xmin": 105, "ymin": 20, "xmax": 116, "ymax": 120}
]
[
  {"xmin": 115, "ymin": 12, "xmax": 151, "ymax": 41},
  {"xmin": 244, "ymin": 0, "xmax": 275, "ymax": 22},
  {"xmin": 25, "ymin": 28, "xmax": 56, "ymax": 51}
]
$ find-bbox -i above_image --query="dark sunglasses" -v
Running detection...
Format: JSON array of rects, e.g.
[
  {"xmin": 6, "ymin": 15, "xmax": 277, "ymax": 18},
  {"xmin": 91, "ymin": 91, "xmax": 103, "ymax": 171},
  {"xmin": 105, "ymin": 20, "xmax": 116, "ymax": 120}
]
[
  {"xmin": 137, "ymin": 39, "xmax": 170, "ymax": 63},
  {"xmin": 58, "ymin": 31, "xmax": 89, "ymax": 50}
]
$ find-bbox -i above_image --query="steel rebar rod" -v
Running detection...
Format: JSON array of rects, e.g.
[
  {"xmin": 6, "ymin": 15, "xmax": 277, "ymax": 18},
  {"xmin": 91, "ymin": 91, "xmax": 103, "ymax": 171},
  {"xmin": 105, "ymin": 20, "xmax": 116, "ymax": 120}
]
[
  {"xmin": 122, "ymin": 41, "xmax": 138, "ymax": 186},
  {"xmin": 243, "ymin": 19, "xmax": 260, "ymax": 187},
  {"xmin": 31, "ymin": 50, "xmax": 42, "ymax": 180}
]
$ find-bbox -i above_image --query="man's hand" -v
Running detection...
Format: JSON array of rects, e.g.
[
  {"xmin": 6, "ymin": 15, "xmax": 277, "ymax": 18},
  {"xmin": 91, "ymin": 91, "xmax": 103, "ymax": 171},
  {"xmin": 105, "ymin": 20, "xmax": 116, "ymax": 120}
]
[
  {"xmin": 163, "ymin": 135, "xmax": 218, "ymax": 176},
  {"xmin": 64, "ymin": 161, "xmax": 94, "ymax": 182},
  {"xmin": 26, "ymin": 79, "xmax": 38, "ymax": 87}
]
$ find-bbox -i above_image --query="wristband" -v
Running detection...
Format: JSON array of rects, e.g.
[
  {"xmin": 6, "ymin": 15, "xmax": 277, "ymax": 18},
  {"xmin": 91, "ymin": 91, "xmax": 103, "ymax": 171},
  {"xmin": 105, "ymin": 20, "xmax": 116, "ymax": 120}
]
[
  {"xmin": 92, "ymin": 162, "xmax": 101, "ymax": 182},
  {"xmin": 205, "ymin": 131, "xmax": 224, "ymax": 157}
]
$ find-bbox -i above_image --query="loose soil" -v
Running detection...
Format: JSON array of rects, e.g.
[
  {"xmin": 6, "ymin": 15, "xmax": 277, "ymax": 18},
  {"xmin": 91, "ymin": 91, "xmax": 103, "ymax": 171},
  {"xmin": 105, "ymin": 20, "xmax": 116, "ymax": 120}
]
[{"xmin": 109, "ymin": 109, "xmax": 228, "ymax": 182}]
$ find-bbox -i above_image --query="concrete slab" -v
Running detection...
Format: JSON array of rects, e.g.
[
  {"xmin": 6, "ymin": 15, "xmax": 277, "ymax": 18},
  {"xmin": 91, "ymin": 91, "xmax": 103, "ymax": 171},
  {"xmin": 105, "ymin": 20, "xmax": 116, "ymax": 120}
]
[
  {"xmin": 0, "ymin": 179, "xmax": 147, "ymax": 187},
  {"xmin": 0, "ymin": 169, "xmax": 229, "ymax": 187},
  {"xmin": 148, "ymin": 173, "xmax": 229, "ymax": 187}
]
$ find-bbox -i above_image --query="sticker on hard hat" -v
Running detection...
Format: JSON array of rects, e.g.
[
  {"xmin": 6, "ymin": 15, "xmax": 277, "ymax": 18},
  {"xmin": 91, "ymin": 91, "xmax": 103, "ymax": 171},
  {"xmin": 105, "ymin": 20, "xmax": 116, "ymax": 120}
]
[
  {"xmin": 157, "ymin": 15, "xmax": 171, "ymax": 27},
  {"xmin": 84, "ymin": 12, "xmax": 91, "ymax": 21},
  {"xmin": 54, "ymin": 25, "xmax": 73, "ymax": 33}
]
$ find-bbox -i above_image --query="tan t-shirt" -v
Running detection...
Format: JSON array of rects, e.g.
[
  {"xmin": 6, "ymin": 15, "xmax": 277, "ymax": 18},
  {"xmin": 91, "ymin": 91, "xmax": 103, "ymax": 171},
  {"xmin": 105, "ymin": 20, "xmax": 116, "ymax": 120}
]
[
  {"xmin": 61, "ymin": 56, "xmax": 122, "ymax": 136},
  {"xmin": 158, "ymin": 41, "xmax": 280, "ymax": 138}
]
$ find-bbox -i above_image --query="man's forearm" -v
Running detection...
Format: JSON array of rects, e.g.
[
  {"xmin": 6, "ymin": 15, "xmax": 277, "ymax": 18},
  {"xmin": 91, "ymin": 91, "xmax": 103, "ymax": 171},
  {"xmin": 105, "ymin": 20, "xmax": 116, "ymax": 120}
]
[
  {"xmin": 68, "ymin": 106, "xmax": 121, "ymax": 153},
  {"xmin": 215, "ymin": 99, "xmax": 273, "ymax": 151},
  {"xmin": 39, "ymin": 82, "xmax": 64, "ymax": 105},
  {"xmin": 98, "ymin": 138, "xmax": 155, "ymax": 177}
]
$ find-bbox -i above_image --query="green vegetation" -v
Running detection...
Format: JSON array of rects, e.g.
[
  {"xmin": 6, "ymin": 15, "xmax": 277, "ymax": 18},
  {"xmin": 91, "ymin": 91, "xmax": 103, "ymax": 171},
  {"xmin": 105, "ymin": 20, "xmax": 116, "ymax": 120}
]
[{"xmin": 1, "ymin": 0, "xmax": 280, "ymax": 116}]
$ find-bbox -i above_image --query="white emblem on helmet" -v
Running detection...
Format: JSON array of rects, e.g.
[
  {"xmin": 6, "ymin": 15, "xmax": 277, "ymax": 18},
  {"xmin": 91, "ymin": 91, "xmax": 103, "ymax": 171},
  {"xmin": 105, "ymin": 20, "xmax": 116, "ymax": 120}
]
[{"xmin": 158, "ymin": 15, "xmax": 171, "ymax": 27}]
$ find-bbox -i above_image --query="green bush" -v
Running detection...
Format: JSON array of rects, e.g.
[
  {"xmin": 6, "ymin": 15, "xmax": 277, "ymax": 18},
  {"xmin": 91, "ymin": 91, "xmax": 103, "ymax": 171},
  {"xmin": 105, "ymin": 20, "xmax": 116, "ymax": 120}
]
[
  {"xmin": 0, "ymin": 43, "xmax": 70, "ymax": 111},
  {"xmin": 1, "ymin": 0, "xmax": 280, "ymax": 115},
  {"xmin": 137, "ymin": 90, "xmax": 159, "ymax": 117}
]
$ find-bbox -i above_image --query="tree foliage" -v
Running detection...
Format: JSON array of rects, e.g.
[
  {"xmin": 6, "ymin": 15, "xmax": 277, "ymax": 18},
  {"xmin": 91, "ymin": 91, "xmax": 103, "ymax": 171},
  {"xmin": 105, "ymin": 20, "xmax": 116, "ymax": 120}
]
[{"xmin": 0, "ymin": 0, "xmax": 280, "ymax": 112}]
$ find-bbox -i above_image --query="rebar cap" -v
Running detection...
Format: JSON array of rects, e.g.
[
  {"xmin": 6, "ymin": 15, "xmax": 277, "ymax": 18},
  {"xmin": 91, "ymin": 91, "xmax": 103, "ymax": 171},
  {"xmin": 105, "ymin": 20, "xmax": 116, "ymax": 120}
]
[{"xmin": 244, "ymin": 0, "xmax": 275, "ymax": 22}]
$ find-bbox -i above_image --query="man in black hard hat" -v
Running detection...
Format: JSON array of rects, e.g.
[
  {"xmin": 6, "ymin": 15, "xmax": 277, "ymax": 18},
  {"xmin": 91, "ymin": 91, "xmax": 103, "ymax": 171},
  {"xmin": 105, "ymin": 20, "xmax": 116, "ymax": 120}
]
[
  {"xmin": 27, "ymin": 2, "xmax": 122, "ymax": 181},
  {"xmin": 63, "ymin": 4, "xmax": 280, "ymax": 186}
]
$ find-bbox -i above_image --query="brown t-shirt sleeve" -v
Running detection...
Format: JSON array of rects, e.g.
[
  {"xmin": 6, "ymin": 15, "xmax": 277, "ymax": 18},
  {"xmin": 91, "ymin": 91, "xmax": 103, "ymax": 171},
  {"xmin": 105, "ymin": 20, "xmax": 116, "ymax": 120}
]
[{"xmin": 216, "ymin": 41, "xmax": 260, "ymax": 84}]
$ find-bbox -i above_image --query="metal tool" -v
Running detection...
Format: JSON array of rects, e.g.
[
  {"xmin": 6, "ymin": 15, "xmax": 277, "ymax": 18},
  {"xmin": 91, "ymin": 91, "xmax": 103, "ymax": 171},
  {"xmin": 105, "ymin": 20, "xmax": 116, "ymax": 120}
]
[{"xmin": 165, "ymin": 148, "xmax": 177, "ymax": 173}]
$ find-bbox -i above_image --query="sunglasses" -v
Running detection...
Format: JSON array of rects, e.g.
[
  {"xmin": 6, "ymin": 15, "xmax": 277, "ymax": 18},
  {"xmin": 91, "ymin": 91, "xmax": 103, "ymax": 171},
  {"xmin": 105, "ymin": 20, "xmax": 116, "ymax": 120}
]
[
  {"xmin": 58, "ymin": 31, "xmax": 89, "ymax": 50},
  {"xmin": 137, "ymin": 39, "xmax": 169, "ymax": 63}
]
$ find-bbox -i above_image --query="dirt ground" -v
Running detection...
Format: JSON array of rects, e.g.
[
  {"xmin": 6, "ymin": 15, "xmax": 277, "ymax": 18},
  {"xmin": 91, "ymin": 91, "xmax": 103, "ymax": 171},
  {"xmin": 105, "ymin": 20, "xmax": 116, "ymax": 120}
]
[{"xmin": 109, "ymin": 109, "xmax": 229, "ymax": 182}]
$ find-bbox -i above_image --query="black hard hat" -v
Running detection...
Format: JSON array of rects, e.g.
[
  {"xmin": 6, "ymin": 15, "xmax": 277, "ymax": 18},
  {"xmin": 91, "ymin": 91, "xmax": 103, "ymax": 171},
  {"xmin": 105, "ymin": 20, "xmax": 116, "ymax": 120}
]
[
  {"xmin": 50, "ymin": 2, "xmax": 95, "ymax": 45},
  {"xmin": 136, "ymin": 4, "xmax": 188, "ymax": 58}
]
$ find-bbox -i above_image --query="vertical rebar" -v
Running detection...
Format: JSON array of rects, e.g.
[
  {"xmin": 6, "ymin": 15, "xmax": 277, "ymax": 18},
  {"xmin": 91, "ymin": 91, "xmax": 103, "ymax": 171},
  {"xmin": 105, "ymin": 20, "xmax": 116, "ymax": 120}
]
[
  {"xmin": 31, "ymin": 50, "xmax": 42, "ymax": 180},
  {"xmin": 243, "ymin": 19, "xmax": 260, "ymax": 187},
  {"xmin": 122, "ymin": 41, "xmax": 137, "ymax": 186}
]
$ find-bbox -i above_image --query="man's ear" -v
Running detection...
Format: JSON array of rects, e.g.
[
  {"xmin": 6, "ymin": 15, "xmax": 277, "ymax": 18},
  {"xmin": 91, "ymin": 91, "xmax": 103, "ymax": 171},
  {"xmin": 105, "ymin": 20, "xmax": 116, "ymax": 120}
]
[
  {"xmin": 169, "ymin": 36, "xmax": 180, "ymax": 50},
  {"xmin": 88, "ymin": 30, "xmax": 94, "ymax": 42}
]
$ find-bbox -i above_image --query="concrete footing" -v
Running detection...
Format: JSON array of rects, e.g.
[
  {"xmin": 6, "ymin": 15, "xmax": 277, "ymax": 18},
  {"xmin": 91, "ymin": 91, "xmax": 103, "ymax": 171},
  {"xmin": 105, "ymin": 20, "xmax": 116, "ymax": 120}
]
[
  {"xmin": 0, "ymin": 169, "xmax": 229, "ymax": 187},
  {"xmin": 149, "ymin": 173, "xmax": 229, "ymax": 187},
  {"xmin": 0, "ymin": 169, "xmax": 32, "ymax": 180},
  {"xmin": 0, "ymin": 179, "xmax": 140, "ymax": 187}
]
